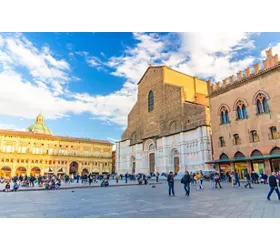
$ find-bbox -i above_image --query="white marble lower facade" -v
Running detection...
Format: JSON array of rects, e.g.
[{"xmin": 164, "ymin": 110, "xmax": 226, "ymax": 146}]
[{"xmin": 116, "ymin": 126, "xmax": 213, "ymax": 175}]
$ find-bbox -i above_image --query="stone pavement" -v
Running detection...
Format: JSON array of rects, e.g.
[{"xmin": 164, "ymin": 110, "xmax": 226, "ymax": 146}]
[{"xmin": 0, "ymin": 181, "xmax": 279, "ymax": 218}]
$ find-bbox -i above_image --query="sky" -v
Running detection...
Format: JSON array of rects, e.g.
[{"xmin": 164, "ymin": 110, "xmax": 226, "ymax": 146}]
[{"xmin": 1, "ymin": 32, "xmax": 280, "ymax": 144}]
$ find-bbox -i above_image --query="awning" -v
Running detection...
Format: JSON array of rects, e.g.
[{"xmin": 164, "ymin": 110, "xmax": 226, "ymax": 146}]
[{"xmin": 206, "ymin": 153, "xmax": 280, "ymax": 164}]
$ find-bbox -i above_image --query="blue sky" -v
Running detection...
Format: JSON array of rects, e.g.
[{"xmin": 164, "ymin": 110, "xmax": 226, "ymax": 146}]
[{"xmin": 0, "ymin": 32, "xmax": 280, "ymax": 144}]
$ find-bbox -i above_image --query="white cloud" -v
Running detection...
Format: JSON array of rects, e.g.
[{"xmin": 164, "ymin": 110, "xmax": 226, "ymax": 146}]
[
  {"xmin": 0, "ymin": 32, "xmax": 262, "ymax": 131},
  {"xmin": 0, "ymin": 34, "xmax": 4, "ymax": 47},
  {"xmin": 0, "ymin": 122, "xmax": 25, "ymax": 131}
]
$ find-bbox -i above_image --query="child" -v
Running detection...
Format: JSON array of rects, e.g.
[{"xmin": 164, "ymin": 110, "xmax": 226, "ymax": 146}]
[{"xmin": 3, "ymin": 182, "xmax": 11, "ymax": 192}]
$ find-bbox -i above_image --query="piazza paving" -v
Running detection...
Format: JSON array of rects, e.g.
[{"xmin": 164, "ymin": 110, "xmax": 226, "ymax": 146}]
[{"xmin": 0, "ymin": 180, "xmax": 279, "ymax": 218}]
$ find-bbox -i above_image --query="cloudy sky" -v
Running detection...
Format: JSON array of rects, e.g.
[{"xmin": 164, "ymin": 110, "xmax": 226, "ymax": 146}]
[{"xmin": 0, "ymin": 32, "xmax": 280, "ymax": 142}]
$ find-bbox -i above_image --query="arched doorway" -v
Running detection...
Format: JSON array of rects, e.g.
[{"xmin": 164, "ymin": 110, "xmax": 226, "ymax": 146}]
[
  {"xmin": 70, "ymin": 161, "xmax": 79, "ymax": 175},
  {"xmin": 81, "ymin": 168, "xmax": 89, "ymax": 176},
  {"xmin": 251, "ymin": 149, "xmax": 264, "ymax": 175},
  {"xmin": 149, "ymin": 153, "xmax": 155, "ymax": 173},
  {"xmin": 270, "ymin": 147, "xmax": 280, "ymax": 172},
  {"xmin": 131, "ymin": 156, "xmax": 136, "ymax": 174},
  {"xmin": 172, "ymin": 149, "xmax": 180, "ymax": 174},
  {"xmin": 0, "ymin": 167, "xmax": 11, "ymax": 178},
  {"xmin": 57, "ymin": 168, "xmax": 65, "ymax": 177},
  {"xmin": 31, "ymin": 167, "xmax": 41, "ymax": 177},
  {"xmin": 234, "ymin": 151, "xmax": 247, "ymax": 179},
  {"xmin": 16, "ymin": 167, "xmax": 27, "ymax": 176},
  {"xmin": 219, "ymin": 153, "xmax": 231, "ymax": 174}
]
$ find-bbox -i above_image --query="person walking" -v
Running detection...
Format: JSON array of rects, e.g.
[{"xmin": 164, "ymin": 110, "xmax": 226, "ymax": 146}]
[
  {"xmin": 209, "ymin": 171, "xmax": 215, "ymax": 189},
  {"xmin": 267, "ymin": 172, "xmax": 280, "ymax": 201},
  {"xmin": 244, "ymin": 171, "xmax": 253, "ymax": 189},
  {"xmin": 195, "ymin": 172, "xmax": 203, "ymax": 190},
  {"xmin": 156, "ymin": 172, "xmax": 159, "ymax": 182},
  {"xmin": 199, "ymin": 170, "xmax": 204, "ymax": 186},
  {"xmin": 214, "ymin": 172, "xmax": 222, "ymax": 188},
  {"xmin": 182, "ymin": 171, "xmax": 191, "ymax": 196},
  {"xmin": 234, "ymin": 170, "xmax": 241, "ymax": 188},
  {"xmin": 115, "ymin": 173, "xmax": 119, "ymax": 183},
  {"xmin": 125, "ymin": 172, "xmax": 128, "ymax": 184},
  {"xmin": 76, "ymin": 173, "xmax": 80, "ymax": 183},
  {"xmin": 251, "ymin": 171, "xmax": 256, "ymax": 184},
  {"xmin": 89, "ymin": 173, "xmax": 93, "ymax": 186},
  {"xmin": 167, "ymin": 171, "xmax": 175, "ymax": 196}
]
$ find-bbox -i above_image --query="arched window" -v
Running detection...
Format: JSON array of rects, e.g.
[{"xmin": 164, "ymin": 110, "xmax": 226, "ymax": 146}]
[
  {"xmin": 148, "ymin": 91, "xmax": 154, "ymax": 112},
  {"xmin": 256, "ymin": 92, "xmax": 269, "ymax": 114},
  {"xmin": 220, "ymin": 106, "xmax": 230, "ymax": 124},
  {"xmin": 236, "ymin": 100, "xmax": 248, "ymax": 120}
]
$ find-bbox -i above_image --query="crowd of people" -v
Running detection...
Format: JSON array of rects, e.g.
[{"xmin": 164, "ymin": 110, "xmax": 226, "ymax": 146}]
[{"xmin": 166, "ymin": 169, "xmax": 280, "ymax": 201}]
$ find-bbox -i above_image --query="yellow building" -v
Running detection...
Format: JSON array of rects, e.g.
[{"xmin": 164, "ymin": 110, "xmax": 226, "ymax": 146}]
[{"xmin": 0, "ymin": 113, "xmax": 113, "ymax": 177}]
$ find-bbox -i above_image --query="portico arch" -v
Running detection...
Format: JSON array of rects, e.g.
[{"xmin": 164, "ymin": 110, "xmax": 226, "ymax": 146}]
[
  {"xmin": 31, "ymin": 167, "xmax": 41, "ymax": 177},
  {"xmin": 69, "ymin": 161, "xmax": 79, "ymax": 175},
  {"xmin": 16, "ymin": 167, "xmax": 27, "ymax": 176},
  {"xmin": 0, "ymin": 166, "xmax": 11, "ymax": 177}
]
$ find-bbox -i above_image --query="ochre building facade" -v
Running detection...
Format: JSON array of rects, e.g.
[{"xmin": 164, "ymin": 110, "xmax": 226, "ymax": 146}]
[
  {"xmin": 116, "ymin": 65, "xmax": 212, "ymax": 175},
  {"xmin": 0, "ymin": 113, "xmax": 113, "ymax": 177},
  {"xmin": 207, "ymin": 48, "xmax": 280, "ymax": 179}
]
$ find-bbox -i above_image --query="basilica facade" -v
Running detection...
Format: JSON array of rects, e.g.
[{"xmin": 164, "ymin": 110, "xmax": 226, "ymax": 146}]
[
  {"xmin": 0, "ymin": 113, "xmax": 113, "ymax": 177},
  {"xmin": 116, "ymin": 65, "xmax": 212, "ymax": 175}
]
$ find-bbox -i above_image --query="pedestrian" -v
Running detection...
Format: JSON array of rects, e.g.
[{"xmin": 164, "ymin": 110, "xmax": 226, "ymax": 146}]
[
  {"xmin": 76, "ymin": 173, "xmax": 80, "ymax": 183},
  {"xmin": 182, "ymin": 171, "xmax": 191, "ymax": 196},
  {"xmin": 251, "ymin": 171, "xmax": 256, "ymax": 184},
  {"xmin": 89, "ymin": 174, "xmax": 93, "ymax": 186},
  {"xmin": 125, "ymin": 172, "xmax": 128, "ymax": 183},
  {"xmin": 167, "ymin": 171, "xmax": 175, "ymax": 196},
  {"xmin": 209, "ymin": 171, "xmax": 215, "ymax": 189},
  {"xmin": 156, "ymin": 172, "xmax": 159, "ymax": 182},
  {"xmin": 234, "ymin": 170, "xmax": 241, "ymax": 188},
  {"xmin": 255, "ymin": 172, "xmax": 260, "ymax": 184},
  {"xmin": 214, "ymin": 172, "xmax": 222, "ymax": 188},
  {"xmin": 200, "ymin": 170, "xmax": 204, "ymax": 186},
  {"xmin": 267, "ymin": 172, "xmax": 280, "ymax": 201},
  {"xmin": 195, "ymin": 172, "xmax": 203, "ymax": 190},
  {"xmin": 115, "ymin": 173, "xmax": 119, "ymax": 183},
  {"xmin": 244, "ymin": 171, "xmax": 253, "ymax": 189}
]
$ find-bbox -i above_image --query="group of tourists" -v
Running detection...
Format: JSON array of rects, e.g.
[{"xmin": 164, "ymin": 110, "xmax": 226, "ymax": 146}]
[{"xmin": 166, "ymin": 169, "xmax": 280, "ymax": 201}]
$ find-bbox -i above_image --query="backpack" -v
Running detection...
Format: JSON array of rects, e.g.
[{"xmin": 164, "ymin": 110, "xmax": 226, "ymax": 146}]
[{"xmin": 181, "ymin": 177, "xmax": 184, "ymax": 184}]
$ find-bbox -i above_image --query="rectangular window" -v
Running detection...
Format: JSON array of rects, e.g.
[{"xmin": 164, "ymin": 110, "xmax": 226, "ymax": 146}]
[
  {"xmin": 251, "ymin": 130, "xmax": 259, "ymax": 142},
  {"xmin": 219, "ymin": 137, "xmax": 225, "ymax": 147},
  {"xmin": 234, "ymin": 134, "xmax": 241, "ymax": 145},
  {"xmin": 270, "ymin": 126, "xmax": 278, "ymax": 139}
]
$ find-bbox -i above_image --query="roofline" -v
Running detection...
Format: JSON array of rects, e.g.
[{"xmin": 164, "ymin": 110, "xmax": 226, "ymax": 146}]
[
  {"xmin": 137, "ymin": 65, "xmax": 207, "ymax": 86},
  {"xmin": 0, "ymin": 129, "xmax": 113, "ymax": 145},
  {"xmin": 207, "ymin": 63, "xmax": 280, "ymax": 99}
]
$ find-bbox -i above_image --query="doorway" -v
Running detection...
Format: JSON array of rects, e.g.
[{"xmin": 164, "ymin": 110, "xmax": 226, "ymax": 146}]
[
  {"xmin": 149, "ymin": 153, "xmax": 155, "ymax": 173},
  {"xmin": 174, "ymin": 156, "xmax": 179, "ymax": 173},
  {"xmin": 70, "ymin": 161, "xmax": 79, "ymax": 175}
]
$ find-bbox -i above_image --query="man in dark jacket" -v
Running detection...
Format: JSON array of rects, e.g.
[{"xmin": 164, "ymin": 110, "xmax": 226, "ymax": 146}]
[
  {"xmin": 267, "ymin": 172, "xmax": 280, "ymax": 201},
  {"xmin": 167, "ymin": 171, "xmax": 175, "ymax": 196},
  {"xmin": 251, "ymin": 171, "xmax": 256, "ymax": 184},
  {"xmin": 182, "ymin": 171, "xmax": 191, "ymax": 196},
  {"xmin": 244, "ymin": 171, "xmax": 252, "ymax": 188}
]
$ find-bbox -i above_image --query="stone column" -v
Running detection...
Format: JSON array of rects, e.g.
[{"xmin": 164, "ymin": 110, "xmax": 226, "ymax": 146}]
[
  {"xmin": 230, "ymin": 161, "xmax": 235, "ymax": 172},
  {"xmin": 264, "ymin": 159, "xmax": 272, "ymax": 176}
]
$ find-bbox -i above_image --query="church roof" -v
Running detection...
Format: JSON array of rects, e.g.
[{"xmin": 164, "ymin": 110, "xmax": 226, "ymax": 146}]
[{"xmin": 26, "ymin": 113, "xmax": 52, "ymax": 135}]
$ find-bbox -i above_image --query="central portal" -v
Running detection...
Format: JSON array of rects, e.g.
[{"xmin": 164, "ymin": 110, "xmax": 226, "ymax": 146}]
[
  {"xmin": 149, "ymin": 153, "xmax": 155, "ymax": 173},
  {"xmin": 174, "ymin": 156, "xmax": 179, "ymax": 173}
]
